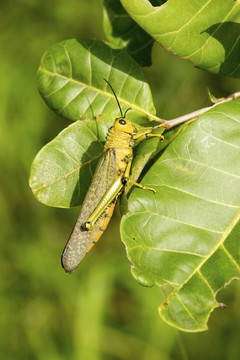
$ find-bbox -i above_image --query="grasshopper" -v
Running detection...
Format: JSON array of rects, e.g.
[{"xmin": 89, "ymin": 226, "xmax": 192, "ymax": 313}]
[{"xmin": 61, "ymin": 80, "xmax": 163, "ymax": 273}]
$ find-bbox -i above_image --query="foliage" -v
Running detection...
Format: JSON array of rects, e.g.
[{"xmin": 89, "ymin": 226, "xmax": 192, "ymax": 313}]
[
  {"xmin": 28, "ymin": 0, "xmax": 240, "ymax": 332},
  {"xmin": 2, "ymin": 1, "xmax": 240, "ymax": 359},
  {"xmin": 103, "ymin": 0, "xmax": 154, "ymax": 65},
  {"xmin": 123, "ymin": 101, "xmax": 240, "ymax": 331},
  {"xmin": 121, "ymin": 0, "xmax": 240, "ymax": 76}
]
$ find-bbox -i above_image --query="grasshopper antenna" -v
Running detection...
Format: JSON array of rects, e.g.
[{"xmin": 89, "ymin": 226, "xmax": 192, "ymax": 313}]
[
  {"xmin": 123, "ymin": 107, "xmax": 131, "ymax": 118},
  {"xmin": 104, "ymin": 78, "xmax": 124, "ymax": 118}
]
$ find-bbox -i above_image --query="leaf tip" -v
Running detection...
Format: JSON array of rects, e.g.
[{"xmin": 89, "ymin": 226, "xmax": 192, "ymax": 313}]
[{"xmin": 131, "ymin": 266, "xmax": 155, "ymax": 287}]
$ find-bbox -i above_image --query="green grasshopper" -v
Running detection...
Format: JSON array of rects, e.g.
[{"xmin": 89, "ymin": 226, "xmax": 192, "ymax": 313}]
[{"xmin": 61, "ymin": 80, "xmax": 163, "ymax": 273}]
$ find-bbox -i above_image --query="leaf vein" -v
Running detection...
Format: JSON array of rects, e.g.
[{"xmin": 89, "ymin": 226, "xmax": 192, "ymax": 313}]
[
  {"xmin": 129, "ymin": 244, "xmax": 206, "ymax": 257},
  {"xmin": 45, "ymin": 80, "xmax": 70, "ymax": 98},
  {"xmin": 221, "ymin": 244, "xmax": 240, "ymax": 272},
  {"xmin": 187, "ymin": 3, "xmax": 239, "ymax": 58},
  {"xmin": 131, "ymin": 209, "xmax": 223, "ymax": 234},
  {"xmin": 33, "ymin": 154, "xmax": 101, "ymax": 191},
  {"xmin": 175, "ymin": 294, "xmax": 199, "ymax": 325},
  {"xmin": 160, "ymin": 156, "xmax": 240, "ymax": 179},
  {"xmin": 58, "ymin": 87, "xmax": 85, "ymax": 113},
  {"xmin": 38, "ymin": 68, "xmax": 160, "ymax": 121},
  {"xmin": 198, "ymin": 270, "xmax": 215, "ymax": 295},
  {"xmin": 151, "ymin": 181, "xmax": 239, "ymax": 209},
  {"xmin": 175, "ymin": 210, "xmax": 240, "ymax": 295},
  {"xmin": 54, "ymin": 147, "xmax": 79, "ymax": 166},
  {"xmin": 63, "ymin": 44, "xmax": 73, "ymax": 78},
  {"xmin": 200, "ymin": 126, "xmax": 240, "ymax": 150}
]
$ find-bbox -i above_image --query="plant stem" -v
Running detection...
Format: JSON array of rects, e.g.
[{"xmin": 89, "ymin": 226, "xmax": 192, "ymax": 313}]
[
  {"xmin": 166, "ymin": 90, "xmax": 240, "ymax": 128},
  {"xmin": 153, "ymin": 90, "xmax": 240, "ymax": 129}
]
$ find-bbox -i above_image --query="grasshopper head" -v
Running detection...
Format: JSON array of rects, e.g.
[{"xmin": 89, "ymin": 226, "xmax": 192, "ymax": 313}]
[{"xmin": 114, "ymin": 117, "xmax": 137, "ymax": 135}]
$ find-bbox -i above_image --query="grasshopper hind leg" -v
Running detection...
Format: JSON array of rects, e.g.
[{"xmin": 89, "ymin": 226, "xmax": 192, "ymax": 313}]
[{"xmin": 61, "ymin": 202, "xmax": 116, "ymax": 273}]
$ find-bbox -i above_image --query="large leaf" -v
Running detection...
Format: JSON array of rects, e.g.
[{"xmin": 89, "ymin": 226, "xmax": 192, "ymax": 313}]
[
  {"xmin": 37, "ymin": 38, "xmax": 156, "ymax": 124},
  {"xmin": 120, "ymin": 0, "xmax": 240, "ymax": 77},
  {"xmin": 29, "ymin": 117, "xmax": 113, "ymax": 208},
  {"xmin": 103, "ymin": 0, "xmax": 154, "ymax": 66},
  {"xmin": 128, "ymin": 123, "xmax": 186, "ymax": 192},
  {"xmin": 33, "ymin": 38, "xmax": 162, "ymax": 208},
  {"xmin": 121, "ymin": 99, "xmax": 240, "ymax": 331}
]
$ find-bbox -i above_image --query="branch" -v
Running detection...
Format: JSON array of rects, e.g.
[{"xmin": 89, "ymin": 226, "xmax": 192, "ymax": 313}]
[{"xmin": 160, "ymin": 90, "xmax": 240, "ymax": 129}]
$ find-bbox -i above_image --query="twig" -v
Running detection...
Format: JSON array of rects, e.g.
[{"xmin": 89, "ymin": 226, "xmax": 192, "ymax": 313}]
[{"xmin": 158, "ymin": 90, "xmax": 240, "ymax": 129}]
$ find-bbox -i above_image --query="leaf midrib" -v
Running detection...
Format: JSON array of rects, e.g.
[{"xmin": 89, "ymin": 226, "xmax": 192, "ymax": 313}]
[
  {"xmin": 176, "ymin": 209, "xmax": 240, "ymax": 293},
  {"xmin": 38, "ymin": 67, "xmax": 160, "ymax": 121}
]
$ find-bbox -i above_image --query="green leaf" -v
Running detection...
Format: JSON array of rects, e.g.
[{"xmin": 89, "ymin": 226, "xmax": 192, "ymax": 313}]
[
  {"xmin": 37, "ymin": 38, "xmax": 156, "ymax": 123},
  {"xmin": 103, "ymin": 0, "xmax": 154, "ymax": 66},
  {"xmin": 29, "ymin": 117, "xmax": 113, "ymax": 208},
  {"xmin": 125, "ymin": 123, "xmax": 188, "ymax": 196},
  {"xmin": 121, "ymin": 99, "xmax": 240, "ymax": 331},
  {"xmin": 120, "ymin": 0, "xmax": 240, "ymax": 77},
  {"xmin": 33, "ymin": 38, "xmax": 162, "ymax": 208}
]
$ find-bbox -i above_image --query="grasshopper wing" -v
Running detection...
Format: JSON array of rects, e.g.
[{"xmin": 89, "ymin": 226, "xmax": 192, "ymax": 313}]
[{"xmin": 62, "ymin": 148, "xmax": 118, "ymax": 273}]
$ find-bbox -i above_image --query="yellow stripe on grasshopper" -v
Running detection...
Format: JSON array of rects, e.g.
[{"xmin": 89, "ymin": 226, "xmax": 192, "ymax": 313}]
[{"xmin": 82, "ymin": 176, "xmax": 123, "ymax": 230}]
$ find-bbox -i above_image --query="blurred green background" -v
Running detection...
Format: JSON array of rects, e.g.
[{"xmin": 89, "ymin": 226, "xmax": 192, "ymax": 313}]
[{"xmin": 1, "ymin": 1, "xmax": 240, "ymax": 359}]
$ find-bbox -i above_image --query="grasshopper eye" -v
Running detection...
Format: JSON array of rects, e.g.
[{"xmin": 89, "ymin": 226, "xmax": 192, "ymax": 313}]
[{"xmin": 119, "ymin": 119, "xmax": 126, "ymax": 125}]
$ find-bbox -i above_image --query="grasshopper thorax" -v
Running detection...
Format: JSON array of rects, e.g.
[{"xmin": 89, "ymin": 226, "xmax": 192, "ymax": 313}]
[{"xmin": 104, "ymin": 118, "xmax": 136, "ymax": 151}]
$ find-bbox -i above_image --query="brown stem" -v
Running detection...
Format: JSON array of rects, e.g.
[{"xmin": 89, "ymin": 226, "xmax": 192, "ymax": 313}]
[{"xmin": 156, "ymin": 90, "xmax": 240, "ymax": 129}]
